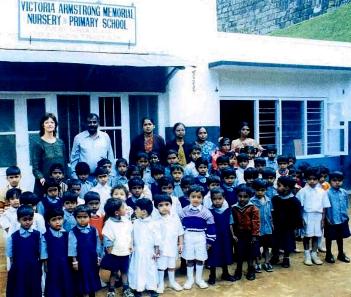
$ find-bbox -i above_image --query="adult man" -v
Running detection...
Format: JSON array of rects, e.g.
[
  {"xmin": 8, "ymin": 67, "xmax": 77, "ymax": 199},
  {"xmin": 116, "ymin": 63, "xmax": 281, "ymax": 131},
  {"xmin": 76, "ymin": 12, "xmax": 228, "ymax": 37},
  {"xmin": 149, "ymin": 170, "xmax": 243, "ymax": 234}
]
[{"xmin": 70, "ymin": 113, "xmax": 115, "ymax": 178}]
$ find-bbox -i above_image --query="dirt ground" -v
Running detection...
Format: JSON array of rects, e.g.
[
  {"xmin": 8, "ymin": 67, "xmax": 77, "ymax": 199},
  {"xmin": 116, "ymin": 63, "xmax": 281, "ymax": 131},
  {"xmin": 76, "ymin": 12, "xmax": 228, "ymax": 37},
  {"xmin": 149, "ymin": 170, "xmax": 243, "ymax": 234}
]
[{"xmin": 1, "ymin": 234, "xmax": 351, "ymax": 297}]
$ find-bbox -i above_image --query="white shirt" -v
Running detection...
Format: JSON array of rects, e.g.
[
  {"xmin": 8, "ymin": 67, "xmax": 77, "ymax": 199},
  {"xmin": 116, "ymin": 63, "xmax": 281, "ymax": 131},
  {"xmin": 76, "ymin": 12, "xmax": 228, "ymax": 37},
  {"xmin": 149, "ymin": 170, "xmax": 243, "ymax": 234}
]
[
  {"xmin": 91, "ymin": 183, "xmax": 112, "ymax": 214},
  {"xmin": 296, "ymin": 184, "xmax": 331, "ymax": 213}
]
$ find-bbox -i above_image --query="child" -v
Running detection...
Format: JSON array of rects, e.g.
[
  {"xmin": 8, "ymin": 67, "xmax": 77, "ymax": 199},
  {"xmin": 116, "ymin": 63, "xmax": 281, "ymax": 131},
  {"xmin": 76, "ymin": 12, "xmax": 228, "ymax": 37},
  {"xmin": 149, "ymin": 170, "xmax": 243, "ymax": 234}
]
[
  {"xmin": 287, "ymin": 154, "xmax": 297, "ymax": 169},
  {"xmin": 97, "ymin": 158, "xmax": 115, "ymax": 187},
  {"xmin": 126, "ymin": 166, "xmax": 152, "ymax": 199},
  {"xmin": 165, "ymin": 149, "xmax": 180, "ymax": 177},
  {"xmin": 194, "ymin": 157, "xmax": 209, "ymax": 193},
  {"xmin": 153, "ymin": 195, "xmax": 184, "ymax": 293},
  {"xmin": 180, "ymin": 185, "xmax": 216, "ymax": 289},
  {"xmin": 113, "ymin": 158, "xmax": 129, "ymax": 187},
  {"xmin": 212, "ymin": 155, "xmax": 230, "ymax": 177},
  {"xmin": 111, "ymin": 185, "xmax": 134, "ymax": 220},
  {"xmin": 136, "ymin": 152, "xmax": 153, "ymax": 187},
  {"xmin": 254, "ymin": 157, "xmax": 266, "ymax": 176},
  {"xmin": 270, "ymin": 176, "xmax": 302, "ymax": 267},
  {"xmin": 240, "ymin": 145, "xmax": 257, "ymax": 168},
  {"xmin": 276, "ymin": 155, "xmax": 289, "ymax": 180},
  {"xmin": 265, "ymin": 145, "xmax": 278, "ymax": 171},
  {"xmin": 100, "ymin": 198, "xmax": 134, "ymax": 297},
  {"xmin": 243, "ymin": 167, "xmax": 259, "ymax": 188},
  {"xmin": 178, "ymin": 175, "xmax": 195, "ymax": 208},
  {"xmin": 42, "ymin": 208, "xmax": 73, "ymax": 297},
  {"xmin": 157, "ymin": 176, "xmax": 182, "ymax": 217},
  {"xmin": 296, "ymin": 167, "xmax": 330, "ymax": 266},
  {"xmin": 49, "ymin": 163, "xmax": 67, "ymax": 197},
  {"xmin": 236, "ymin": 153, "xmax": 250, "ymax": 185},
  {"xmin": 211, "ymin": 137, "xmax": 231, "ymax": 171},
  {"xmin": 19, "ymin": 191, "xmax": 46, "ymax": 235},
  {"xmin": 6, "ymin": 205, "xmax": 43, "ymax": 297},
  {"xmin": 91, "ymin": 167, "xmax": 112, "ymax": 214},
  {"xmin": 67, "ymin": 178, "xmax": 83, "ymax": 205},
  {"xmin": 84, "ymin": 191, "xmax": 104, "ymax": 240},
  {"xmin": 126, "ymin": 177, "xmax": 146, "ymax": 212},
  {"xmin": 221, "ymin": 167, "xmax": 238, "ymax": 207},
  {"xmin": 324, "ymin": 171, "xmax": 350, "ymax": 263},
  {"xmin": 68, "ymin": 205, "xmax": 102, "ymax": 297},
  {"xmin": 75, "ymin": 162, "xmax": 93, "ymax": 199},
  {"xmin": 226, "ymin": 151, "xmax": 238, "ymax": 169},
  {"xmin": 128, "ymin": 198, "xmax": 161, "ymax": 297},
  {"xmin": 148, "ymin": 151, "xmax": 161, "ymax": 165},
  {"xmin": 207, "ymin": 188, "xmax": 235, "ymax": 285},
  {"xmin": 0, "ymin": 188, "xmax": 22, "ymax": 235},
  {"xmin": 231, "ymin": 185, "xmax": 259, "ymax": 281},
  {"xmin": 150, "ymin": 164, "xmax": 165, "ymax": 196},
  {"xmin": 203, "ymin": 175, "xmax": 221, "ymax": 208},
  {"xmin": 262, "ymin": 168, "xmax": 278, "ymax": 199},
  {"xmin": 318, "ymin": 165, "xmax": 331, "ymax": 191},
  {"xmin": 62, "ymin": 191, "xmax": 78, "ymax": 232},
  {"xmin": 36, "ymin": 177, "xmax": 62, "ymax": 216},
  {"xmin": 0, "ymin": 166, "xmax": 25, "ymax": 213},
  {"xmin": 184, "ymin": 144, "xmax": 202, "ymax": 177},
  {"xmin": 171, "ymin": 164, "xmax": 184, "ymax": 198},
  {"xmin": 250, "ymin": 179, "xmax": 273, "ymax": 272}
]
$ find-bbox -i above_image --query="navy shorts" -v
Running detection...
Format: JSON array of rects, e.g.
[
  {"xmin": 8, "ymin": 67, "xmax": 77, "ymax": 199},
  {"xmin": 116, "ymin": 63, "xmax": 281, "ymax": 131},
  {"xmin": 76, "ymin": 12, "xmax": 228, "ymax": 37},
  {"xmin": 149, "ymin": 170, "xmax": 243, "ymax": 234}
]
[{"xmin": 100, "ymin": 254, "xmax": 130, "ymax": 273}]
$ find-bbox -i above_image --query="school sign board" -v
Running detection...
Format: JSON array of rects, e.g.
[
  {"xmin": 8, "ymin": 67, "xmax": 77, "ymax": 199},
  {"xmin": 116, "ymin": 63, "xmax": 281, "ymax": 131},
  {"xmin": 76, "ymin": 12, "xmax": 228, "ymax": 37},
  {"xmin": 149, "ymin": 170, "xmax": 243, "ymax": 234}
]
[{"xmin": 18, "ymin": 0, "xmax": 136, "ymax": 45}]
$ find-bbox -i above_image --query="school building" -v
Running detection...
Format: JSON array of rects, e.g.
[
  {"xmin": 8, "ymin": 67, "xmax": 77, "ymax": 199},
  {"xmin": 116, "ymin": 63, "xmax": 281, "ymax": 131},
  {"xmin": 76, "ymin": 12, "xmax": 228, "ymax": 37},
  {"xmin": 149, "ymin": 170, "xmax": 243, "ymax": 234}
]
[{"xmin": 0, "ymin": 0, "xmax": 351, "ymax": 189}]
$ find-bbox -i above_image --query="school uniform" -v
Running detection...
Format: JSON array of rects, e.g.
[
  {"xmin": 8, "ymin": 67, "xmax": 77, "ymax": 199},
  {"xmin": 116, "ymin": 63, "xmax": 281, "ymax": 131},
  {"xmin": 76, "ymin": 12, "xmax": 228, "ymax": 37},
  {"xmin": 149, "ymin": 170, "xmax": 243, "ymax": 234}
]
[
  {"xmin": 68, "ymin": 225, "xmax": 102, "ymax": 296},
  {"xmin": 42, "ymin": 228, "xmax": 73, "ymax": 297},
  {"xmin": 222, "ymin": 183, "xmax": 238, "ymax": 207},
  {"xmin": 128, "ymin": 216, "xmax": 161, "ymax": 292},
  {"xmin": 37, "ymin": 195, "xmax": 62, "ymax": 216},
  {"xmin": 6, "ymin": 227, "xmax": 43, "ymax": 297},
  {"xmin": 91, "ymin": 183, "xmax": 111, "ymax": 214},
  {"xmin": 78, "ymin": 179, "xmax": 93, "ymax": 200},
  {"xmin": 63, "ymin": 209, "xmax": 76, "ymax": 232}
]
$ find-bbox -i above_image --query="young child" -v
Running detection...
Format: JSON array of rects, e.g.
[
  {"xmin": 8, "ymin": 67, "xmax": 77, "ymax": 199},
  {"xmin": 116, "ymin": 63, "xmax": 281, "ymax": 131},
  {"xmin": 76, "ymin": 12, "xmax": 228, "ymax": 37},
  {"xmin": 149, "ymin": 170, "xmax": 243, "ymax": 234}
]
[
  {"xmin": 265, "ymin": 145, "xmax": 278, "ymax": 171},
  {"xmin": 276, "ymin": 155, "xmax": 289, "ymax": 180},
  {"xmin": 67, "ymin": 178, "xmax": 83, "ymax": 205},
  {"xmin": 250, "ymin": 178, "xmax": 273, "ymax": 272},
  {"xmin": 180, "ymin": 185, "xmax": 216, "ymax": 289},
  {"xmin": 236, "ymin": 153, "xmax": 250, "ymax": 185},
  {"xmin": 111, "ymin": 185, "xmax": 134, "ymax": 220},
  {"xmin": 42, "ymin": 208, "xmax": 73, "ymax": 297},
  {"xmin": 128, "ymin": 198, "xmax": 161, "ymax": 297},
  {"xmin": 231, "ymin": 184, "xmax": 259, "ymax": 281},
  {"xmin": 324, "ymin": 171, "xmax": 350, "ymax": 263},
  {"xmin": 203, "ymin": 175, "xmax": 221, "ymax": 209},
  {"xmin": 84, "ymin": 191, "xmax": 104, "ymax": 240},
  {"xmin": 244, "ymin": 167, "xmax": 259, "ymax": 188},
  {"xmin": 287, "ymin": 154, "xmax": 297, "ymax": 169},
  {"xmin": 0, "ymin": 166, "xmax": 25, "ymax": 213},
  {"xmin": 136, "ymin": 152, "xmax": 153, "ymax": 187},
  {"xmin": 153, "ymin": 194, "xmax": 184, "ymax": 293},
  {"xmin": 271, "ymin": 176, "xmax": 302, "ymax": 268},
  {"xmin": 171, "ymin": 164, "xmax": 184, "ymax": 198},
  {"xmin": 207, "ymin": 188, "xmax": 235, "ymax": 285},
  {"xmin": 62, "ymin": 191, "xmax": 78, "ymax": 232},
  {"xmin": 194, "ymin": 157, "xmax": 209, "ymax": 193},
  {"xmin": 68, "ymin": 205, "xmax": 102, "ymax": 297},
  {"xmin": 6, "ymin": 205, "xmax": 43, "ymax": 297},
  {"xmin": 211, "ymin": 137, "xmax": 231, "ymax": 171},
  {"xmin": 126, "ymin": 166, "xmax": 152, "ymax": 199},
  {"xmin": 0, "ymin": 188, "xmax": 22, "ymax": 236},
  {"xmin": 157, "ymin": 176, "xmax": 182, "ymax": 217},
  {"xmin": 240, "ymin": 145, "xmax": 257, "ymax": 168},
  {"xmin": 91, "ymin": 167, "xmax": 112, "ymax": 214},
  {"xmin": 184, "ymin": 144, "xmax": 202, "ymax": 177},
  {"xmin": 97, "ymin": 158, "xmax": 115, "ymax": 187},
  {"xmin": 254, "ymin": 157, "xmax": 266, "ymax": 176},
  {"xmin": 262, "ymin": 167, "xmax": 278, "ymax": 199},
  {"xmin": 113, "ymin": 158, "xmax": 129, "ymax": 187},
  {"xmin": 75, "ymin": 162, "xmax": 93, "ymax": 199},
  {"xmin": 318, "ymin": 165, "xmax": 331, "ymax": 191},
  {"xmin": 178, "ymin": 175, "xmax": 195, "ymax": 208},
  {"xmin": 165, "ymin": 149, "xmax": 180, "ymax": 177},
  {"xmin": 36, "ymin": 177, "xmax": 62, "ymax": 216},
  {"xmin": 296, "ymin": 167, "xmax": 330, "ymax": 266},
  {"xmin": 150, "ymin": 164, "xmax": 165, "ymax": 196},
  {"xmin": 49, "ymin": 163, "xmax": 68, "ymax": 197},
  {"xmin": 100, "ymin": 198, "xmax": 134, "ymax": 297},
  {"xmin": 126, "ymin": 177, "xmax": 146, "ymax": 213},
  {"xmin": 226, "ymin": 151, "xmax": 238, "ymax": 169},
  {"xmin": 221, "ymin": 167, "xmax": 238, "ymax": 207},
  {"xmin": 148, "ymin": 151, "xmax": 161, "ymax": 165}
]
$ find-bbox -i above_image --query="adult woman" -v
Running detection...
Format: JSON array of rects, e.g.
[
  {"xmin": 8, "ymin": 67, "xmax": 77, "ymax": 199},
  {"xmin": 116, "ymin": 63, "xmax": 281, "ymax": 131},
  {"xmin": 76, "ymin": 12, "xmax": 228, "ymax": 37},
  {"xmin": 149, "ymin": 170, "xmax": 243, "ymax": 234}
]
[
  {"xmin": 194, "ymin": 127, "xmax": 217, "ymax": 164},
  {"xmin": 32, "ymin": 113, "xmax": 67, "ymax": 196},
  {"xmin": 166, "ymin": 122, "xmax": 192, "ymax": 166},
  {"xmin": 129, "ymin": 117, "xmax": 166, "ymax": 165},
  {"xmin": 231, "ymin": 122, "xmax": 263, "ymax": 155}
]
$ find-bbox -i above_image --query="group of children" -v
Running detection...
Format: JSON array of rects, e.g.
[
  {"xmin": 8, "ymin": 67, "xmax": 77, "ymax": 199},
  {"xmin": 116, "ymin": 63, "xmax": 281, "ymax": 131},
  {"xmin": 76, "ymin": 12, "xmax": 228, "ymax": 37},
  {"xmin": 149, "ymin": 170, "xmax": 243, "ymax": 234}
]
[{"xmin": 0, "ymin": 141, "xmax": 350, "ymax": 297}]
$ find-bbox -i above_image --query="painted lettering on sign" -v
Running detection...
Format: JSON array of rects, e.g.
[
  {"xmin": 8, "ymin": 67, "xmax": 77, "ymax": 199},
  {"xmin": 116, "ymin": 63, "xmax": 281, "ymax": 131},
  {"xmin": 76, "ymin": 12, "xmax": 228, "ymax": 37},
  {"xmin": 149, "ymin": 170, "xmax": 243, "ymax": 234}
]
[{"xmin": 18, "ymin": 0, "xmax": 136, "ymax": 44}]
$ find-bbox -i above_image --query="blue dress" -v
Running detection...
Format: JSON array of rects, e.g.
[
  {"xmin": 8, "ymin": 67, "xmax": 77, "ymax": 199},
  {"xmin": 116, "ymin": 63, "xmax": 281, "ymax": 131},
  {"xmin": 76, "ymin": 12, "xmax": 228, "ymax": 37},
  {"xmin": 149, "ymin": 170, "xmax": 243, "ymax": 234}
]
[
  {"xmin": 7, "ymin": 230, "xmax": 42, "ymax": 297},
  {"xmin": 44, "ymin": 230, "xmax": 73, "ymax": 297},
  {"xmin": 222, "ymin": 184, "xmax": 237, "ymax": 207},
  {"xmin": 72, "ymin": 226, "xmax": 101, "ymax": 295},
  {"xmin": 207, "ymin": 208, "xmax": 234, "ymax": 267}
]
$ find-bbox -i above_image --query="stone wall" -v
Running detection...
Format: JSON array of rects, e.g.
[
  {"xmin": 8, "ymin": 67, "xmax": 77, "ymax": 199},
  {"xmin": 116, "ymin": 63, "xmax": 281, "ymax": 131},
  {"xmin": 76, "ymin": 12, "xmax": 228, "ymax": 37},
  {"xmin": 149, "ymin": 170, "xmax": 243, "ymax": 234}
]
[{"xmin": 217, "ymin": 0, "xmax": 351, "ymax": 34}]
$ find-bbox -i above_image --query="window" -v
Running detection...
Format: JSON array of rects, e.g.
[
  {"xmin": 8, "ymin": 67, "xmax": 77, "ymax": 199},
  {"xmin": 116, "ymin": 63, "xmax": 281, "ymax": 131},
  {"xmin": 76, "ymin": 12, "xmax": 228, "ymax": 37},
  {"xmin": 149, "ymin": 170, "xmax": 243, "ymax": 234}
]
[
  {"xmin": 0, "ymin": 100, "xmax": 16, "ymax": 167},
  {"xmin": 27, "ymin": 98, "xmax": 46, "ymax": 165},
  {"xmin": 326, "ymin": 102, "xmax": 347, "ymax": 155},
  {"xmin": 99, "ymin": 97, "xmax": 122, "ymax": 159}
]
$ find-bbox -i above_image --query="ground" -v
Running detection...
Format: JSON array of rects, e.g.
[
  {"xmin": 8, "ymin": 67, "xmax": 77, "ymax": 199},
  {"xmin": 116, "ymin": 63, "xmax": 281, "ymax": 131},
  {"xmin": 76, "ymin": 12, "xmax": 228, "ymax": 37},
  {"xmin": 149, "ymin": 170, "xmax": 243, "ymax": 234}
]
[{"xmin": 1, "ymin": 233, "xmax": 351, "ymax": 297}]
